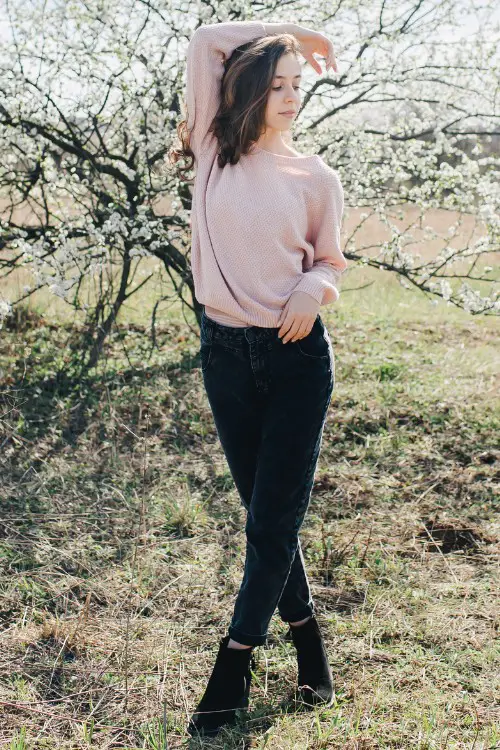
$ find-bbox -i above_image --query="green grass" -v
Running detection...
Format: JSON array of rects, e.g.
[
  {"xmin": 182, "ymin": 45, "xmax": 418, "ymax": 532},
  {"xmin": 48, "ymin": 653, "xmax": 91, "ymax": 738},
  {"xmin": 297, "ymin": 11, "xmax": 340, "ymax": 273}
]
[{"xmin": 0, "ymin": 263, "xmax": 498, "ymax": 748}]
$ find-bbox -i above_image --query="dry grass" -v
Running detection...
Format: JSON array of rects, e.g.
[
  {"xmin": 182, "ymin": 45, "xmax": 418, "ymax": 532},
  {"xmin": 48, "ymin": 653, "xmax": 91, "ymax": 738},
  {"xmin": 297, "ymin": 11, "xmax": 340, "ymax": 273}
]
[{"xmin": 0, "ymin": 235, "xmax": 499, "ymax": 748}]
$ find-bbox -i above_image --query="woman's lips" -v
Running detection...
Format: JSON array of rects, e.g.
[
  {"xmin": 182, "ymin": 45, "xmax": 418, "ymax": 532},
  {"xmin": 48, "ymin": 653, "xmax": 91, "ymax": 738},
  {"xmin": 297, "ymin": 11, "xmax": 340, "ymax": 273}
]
[{"xmin": 280, "ymin": 112, "xmax": 295, "ymax": 118}]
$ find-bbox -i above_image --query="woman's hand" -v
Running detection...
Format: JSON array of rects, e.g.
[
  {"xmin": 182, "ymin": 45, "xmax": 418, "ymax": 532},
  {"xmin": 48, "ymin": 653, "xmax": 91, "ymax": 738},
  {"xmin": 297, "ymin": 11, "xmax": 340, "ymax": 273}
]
[
  {"xmin": 277, "ymin": 291, "xmax": 320, "ymax": 343},
  {"xmin": 263, "ymin": 23, "xmax": 337, "ymax": 75},
  {"xmin": 292, "ymin": 25, "xmax": 337, "ymax": 75}
]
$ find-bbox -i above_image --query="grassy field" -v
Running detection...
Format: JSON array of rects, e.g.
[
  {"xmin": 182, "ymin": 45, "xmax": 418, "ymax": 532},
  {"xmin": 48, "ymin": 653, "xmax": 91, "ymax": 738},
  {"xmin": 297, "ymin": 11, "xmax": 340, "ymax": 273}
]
[{"xmin": 0, "ymin": 235, "xmax": 499, "ymax": 748}]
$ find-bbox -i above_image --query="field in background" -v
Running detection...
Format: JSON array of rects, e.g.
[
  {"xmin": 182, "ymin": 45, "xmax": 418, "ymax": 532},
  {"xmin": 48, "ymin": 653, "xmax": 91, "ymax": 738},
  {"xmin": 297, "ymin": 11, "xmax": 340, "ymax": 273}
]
[{"xmin": 0, "ymin": 205, "xmax": 498, "ymax": 748}]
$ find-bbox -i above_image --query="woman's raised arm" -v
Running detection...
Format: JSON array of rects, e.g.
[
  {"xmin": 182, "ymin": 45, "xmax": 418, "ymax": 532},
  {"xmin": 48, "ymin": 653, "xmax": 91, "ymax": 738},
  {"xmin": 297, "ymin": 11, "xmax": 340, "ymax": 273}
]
[
  {"xmin": 184, "ymin": 20, "xmax": 337, "ymax": 160},
  {"xmin": 185, "ymin": 21, "xmax": 267, "ymax": 160}
]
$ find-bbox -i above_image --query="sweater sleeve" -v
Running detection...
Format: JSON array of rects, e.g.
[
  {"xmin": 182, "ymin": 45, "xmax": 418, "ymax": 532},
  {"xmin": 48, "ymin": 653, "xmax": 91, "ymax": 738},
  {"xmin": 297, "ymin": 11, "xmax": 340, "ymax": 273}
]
[
  {"xmin": 293, "ymin": 169, "xmax": 348, "ymax": 305},
  {"xmin": 185, "ymin": 20, "xmax": 268, "ymax": 159}
]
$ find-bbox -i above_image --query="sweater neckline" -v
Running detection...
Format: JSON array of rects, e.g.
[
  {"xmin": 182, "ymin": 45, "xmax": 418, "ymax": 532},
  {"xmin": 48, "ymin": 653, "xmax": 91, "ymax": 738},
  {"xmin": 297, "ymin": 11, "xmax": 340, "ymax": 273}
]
[{"xmin": 251, "ymin": 144, "xmax": 320, "ymax": 161}]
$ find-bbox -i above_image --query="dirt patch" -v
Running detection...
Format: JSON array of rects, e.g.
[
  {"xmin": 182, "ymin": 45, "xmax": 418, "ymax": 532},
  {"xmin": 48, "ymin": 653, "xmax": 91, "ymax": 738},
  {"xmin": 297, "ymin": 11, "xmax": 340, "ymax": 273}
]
[
  {"xmin": 416, "ymin": 517, "xmax": 495, "ymax": 554},
  {"xmin": 312, "ymin": 587, "xmax": 367, "ymax": 615}
]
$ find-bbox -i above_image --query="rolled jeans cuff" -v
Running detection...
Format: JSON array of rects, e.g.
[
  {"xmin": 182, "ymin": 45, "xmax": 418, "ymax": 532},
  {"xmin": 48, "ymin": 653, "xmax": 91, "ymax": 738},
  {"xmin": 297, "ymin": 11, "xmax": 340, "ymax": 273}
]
[
  {"xmin": 227, "ymin": 624, "xmax": 268, "ymax": 647},
  {"xmin": 278, "ymin": 602, "xmax": 315, "ymax": 624}
]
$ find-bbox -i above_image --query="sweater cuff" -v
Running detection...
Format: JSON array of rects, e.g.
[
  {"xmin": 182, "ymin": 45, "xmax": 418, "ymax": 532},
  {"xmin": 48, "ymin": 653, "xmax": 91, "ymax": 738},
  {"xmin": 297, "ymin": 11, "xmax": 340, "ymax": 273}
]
[{"xmin": 292, "ymin": 275, "xmax": 340, "ymax": 305}]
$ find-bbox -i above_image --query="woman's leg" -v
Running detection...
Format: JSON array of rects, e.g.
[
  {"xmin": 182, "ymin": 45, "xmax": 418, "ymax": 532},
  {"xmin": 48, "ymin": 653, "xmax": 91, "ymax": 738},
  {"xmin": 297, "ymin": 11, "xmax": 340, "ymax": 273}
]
[
  {"xmin": 204, "ymin": 370, "xmax": 316, "ymax": 636},
  {"xmin": 227, "ymin": 362, "xmax": 333, "ymax": 646},
  {"xmin": 201, "ymin": 321, "xmax": 316, "ymax": 642},
  {"xmin": 190, "ymin": 313, "xmax": 333, "ymax": 738},
  {"xmin": 201, "ymin": 313, "xmax": 333, "ymax": 647}
]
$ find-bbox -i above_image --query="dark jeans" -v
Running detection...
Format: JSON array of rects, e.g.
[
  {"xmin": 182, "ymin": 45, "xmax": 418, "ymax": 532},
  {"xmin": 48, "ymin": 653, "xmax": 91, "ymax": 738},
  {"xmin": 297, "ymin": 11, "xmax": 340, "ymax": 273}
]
[{"xmin": 199, "ymin": 307, "xmax": 335, "ymax": 647}]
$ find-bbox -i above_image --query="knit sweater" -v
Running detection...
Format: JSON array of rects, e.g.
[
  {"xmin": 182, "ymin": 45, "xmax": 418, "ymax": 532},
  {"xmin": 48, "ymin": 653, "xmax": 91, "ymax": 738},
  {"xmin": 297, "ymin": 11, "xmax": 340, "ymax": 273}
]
[{"xmin": 185, "ymin": 20, "xmax": 348, "ymax": 328}]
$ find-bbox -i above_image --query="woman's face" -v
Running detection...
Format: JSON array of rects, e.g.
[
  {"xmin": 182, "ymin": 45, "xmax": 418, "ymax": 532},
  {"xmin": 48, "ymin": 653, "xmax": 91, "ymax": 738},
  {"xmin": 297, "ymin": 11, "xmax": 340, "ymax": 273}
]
[{"xmin": 264, "ymin": 53, "xmax": 302, "ymax": 134}]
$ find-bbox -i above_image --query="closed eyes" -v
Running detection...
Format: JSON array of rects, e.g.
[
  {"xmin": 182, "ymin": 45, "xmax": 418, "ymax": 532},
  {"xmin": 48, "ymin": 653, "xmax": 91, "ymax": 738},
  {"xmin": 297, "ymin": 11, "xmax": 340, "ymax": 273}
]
[{"xmin": 272, "ymin": 86, "xmax": 301, "ymax": 91}]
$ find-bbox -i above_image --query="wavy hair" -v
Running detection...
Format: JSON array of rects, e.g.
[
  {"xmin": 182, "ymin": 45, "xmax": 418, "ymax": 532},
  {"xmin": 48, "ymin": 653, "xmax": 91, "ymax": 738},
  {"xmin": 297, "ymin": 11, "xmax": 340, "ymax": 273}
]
[{"xmin": 169, "ymin": 32, "xmax": 301, "ymax": 180}]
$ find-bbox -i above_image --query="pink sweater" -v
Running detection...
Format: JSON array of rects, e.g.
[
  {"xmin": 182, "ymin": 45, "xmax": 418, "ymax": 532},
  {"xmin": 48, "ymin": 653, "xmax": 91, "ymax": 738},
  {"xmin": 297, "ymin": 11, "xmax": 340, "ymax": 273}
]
[{"xmin": 185, "ymin": 21, "xmax": 348, "ymax": 328}]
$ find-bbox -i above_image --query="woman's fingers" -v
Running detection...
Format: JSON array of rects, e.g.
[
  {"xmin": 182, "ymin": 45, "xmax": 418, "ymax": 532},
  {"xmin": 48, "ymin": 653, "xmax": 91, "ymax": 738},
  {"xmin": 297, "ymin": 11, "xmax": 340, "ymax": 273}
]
[
  {"xmin": 296, "ymin": 30, "xmax": 337, "ymax": 74},
  {"xmin": 326, "ymin": 40, "xmax": 337, "ymax": 72},
  {"xmin": 300, "ymin": 45, "xmax": 320, "ymax": 74},
  {"xmin": 330, "ymin": 46, "xmax": 338, "ymax": 72},
  {"xmin": 312, "ymin": 55, "xmax": 322, "ymax": 75},
  {"xmin": 313, "ymin": 47, "xmax": 337, "ymax": 75}
]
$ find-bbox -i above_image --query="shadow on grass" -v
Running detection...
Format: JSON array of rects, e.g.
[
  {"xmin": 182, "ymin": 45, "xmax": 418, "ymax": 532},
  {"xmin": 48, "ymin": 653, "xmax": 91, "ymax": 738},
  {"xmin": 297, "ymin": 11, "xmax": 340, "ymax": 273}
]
[
  {"xmin": 0, "ymin": 342, "xmax": 206, "ymax": 623},
  {"xmin": 184, "ymin": 691, "xmax": 324, "ymax": 748},
  {"xmin": 1, "ymin": 343, "xmax": 202, "ymax": 465}
]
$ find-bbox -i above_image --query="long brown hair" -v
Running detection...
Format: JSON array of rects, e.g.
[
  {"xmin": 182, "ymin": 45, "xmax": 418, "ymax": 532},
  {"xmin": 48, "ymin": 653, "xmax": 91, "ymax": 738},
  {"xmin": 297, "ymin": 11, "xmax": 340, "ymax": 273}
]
[{"xmin": 168, "ymin": 32, "xmax": 301, "ymax": 180}]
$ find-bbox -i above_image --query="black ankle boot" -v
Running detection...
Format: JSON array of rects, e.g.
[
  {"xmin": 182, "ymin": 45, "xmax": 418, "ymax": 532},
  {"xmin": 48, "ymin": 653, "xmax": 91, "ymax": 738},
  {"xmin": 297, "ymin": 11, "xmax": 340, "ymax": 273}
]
[
  {"xmin": 289, "ymin": 615, "xmax": 334, "ymax": 708},
  {"xmin": 187, "ymin": 635, "xmax": 255, "ymax": 737}
]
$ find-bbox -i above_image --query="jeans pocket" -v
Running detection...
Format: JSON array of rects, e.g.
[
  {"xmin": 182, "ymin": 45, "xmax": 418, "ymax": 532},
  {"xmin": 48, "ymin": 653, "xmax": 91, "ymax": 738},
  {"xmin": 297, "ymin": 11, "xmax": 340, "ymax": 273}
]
[{"xmin": 295, "ymin": 319, "xmax": 331, "ymax": 360}]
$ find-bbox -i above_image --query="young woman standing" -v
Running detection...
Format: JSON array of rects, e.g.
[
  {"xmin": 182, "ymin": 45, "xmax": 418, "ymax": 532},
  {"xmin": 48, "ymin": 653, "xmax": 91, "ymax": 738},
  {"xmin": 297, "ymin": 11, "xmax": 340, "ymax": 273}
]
[{"xmin": 170, "ymin": 18, "xmax": 347, "ymax": 737}]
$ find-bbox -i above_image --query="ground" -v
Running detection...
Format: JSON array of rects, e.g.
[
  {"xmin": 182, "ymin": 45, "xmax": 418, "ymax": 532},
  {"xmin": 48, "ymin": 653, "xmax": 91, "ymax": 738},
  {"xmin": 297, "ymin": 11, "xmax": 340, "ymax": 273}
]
[{"xmin": 0, "ymin": 218, "xmax": 498, "ymax": 748}]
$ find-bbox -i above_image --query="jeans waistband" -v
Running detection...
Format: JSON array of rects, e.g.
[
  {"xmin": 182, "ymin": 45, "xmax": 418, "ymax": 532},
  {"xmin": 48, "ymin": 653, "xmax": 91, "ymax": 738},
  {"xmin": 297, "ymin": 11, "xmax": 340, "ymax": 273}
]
[{"xmin": 201, "ymin": 307, "xmax": 323, "ymax": 346}]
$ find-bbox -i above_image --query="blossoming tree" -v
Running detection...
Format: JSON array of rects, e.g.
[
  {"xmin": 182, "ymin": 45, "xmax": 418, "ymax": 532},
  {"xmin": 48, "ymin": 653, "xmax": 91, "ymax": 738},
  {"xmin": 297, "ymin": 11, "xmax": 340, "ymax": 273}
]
[{"xmin": 0, "ymin": 0, "xmax": 498, "ymax": 368}]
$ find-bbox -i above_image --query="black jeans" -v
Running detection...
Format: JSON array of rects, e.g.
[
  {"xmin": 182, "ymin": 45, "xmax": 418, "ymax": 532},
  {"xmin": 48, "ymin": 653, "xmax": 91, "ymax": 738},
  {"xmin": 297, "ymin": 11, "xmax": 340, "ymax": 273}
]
[{"xmin": 199, "ymin": 307, "xmax": 335, "ymax": 647}]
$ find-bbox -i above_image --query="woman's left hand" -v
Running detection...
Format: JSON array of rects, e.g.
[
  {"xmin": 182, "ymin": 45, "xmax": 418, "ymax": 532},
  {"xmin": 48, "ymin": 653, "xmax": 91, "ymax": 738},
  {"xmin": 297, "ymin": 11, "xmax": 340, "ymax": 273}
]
[
  {"xmin": 292, "ymin": 25, "xmax": 337, "ymax": 75},
  {"xmin": 277, "ymin": 291, "xmax": 320, "ymax": 343}
]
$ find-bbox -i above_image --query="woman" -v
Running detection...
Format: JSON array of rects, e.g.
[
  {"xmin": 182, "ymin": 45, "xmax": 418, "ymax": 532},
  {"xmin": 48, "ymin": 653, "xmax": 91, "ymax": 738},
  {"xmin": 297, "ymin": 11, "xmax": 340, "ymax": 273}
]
[{"xmin": 170, "ymin": 18, "xmax": 347, "ymax": 737}]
